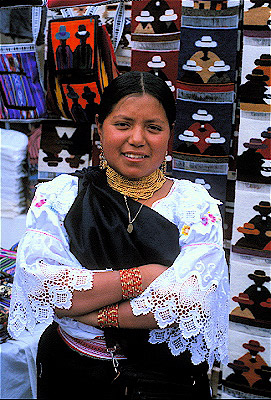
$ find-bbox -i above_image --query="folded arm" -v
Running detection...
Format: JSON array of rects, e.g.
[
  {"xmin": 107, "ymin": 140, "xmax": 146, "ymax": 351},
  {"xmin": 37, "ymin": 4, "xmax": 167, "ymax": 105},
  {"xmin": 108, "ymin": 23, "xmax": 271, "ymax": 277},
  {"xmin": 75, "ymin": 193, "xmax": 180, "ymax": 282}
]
[{"xmin": 55, "ymin": 264, "xmax": 168, "ymax": 318}]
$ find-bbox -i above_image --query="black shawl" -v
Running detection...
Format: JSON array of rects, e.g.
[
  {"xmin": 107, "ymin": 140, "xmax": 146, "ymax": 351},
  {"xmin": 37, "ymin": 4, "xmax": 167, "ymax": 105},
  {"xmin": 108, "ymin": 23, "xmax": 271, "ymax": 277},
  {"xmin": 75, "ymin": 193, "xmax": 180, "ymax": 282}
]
[{"xmin": 64, "ymin": 167, "xmax": 204, "ymax": 372}]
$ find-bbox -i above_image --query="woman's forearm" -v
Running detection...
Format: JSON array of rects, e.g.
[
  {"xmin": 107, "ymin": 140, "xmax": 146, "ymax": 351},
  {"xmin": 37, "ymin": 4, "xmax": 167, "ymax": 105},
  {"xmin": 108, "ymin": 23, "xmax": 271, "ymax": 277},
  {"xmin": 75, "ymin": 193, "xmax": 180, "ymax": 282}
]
[
  {"xmin": 55, "ymin": 264, "xmax": 167, "ymax": 318},
  {"xmin": 73, "ymin": 301, "xmax": 160, "ymax": 329}
]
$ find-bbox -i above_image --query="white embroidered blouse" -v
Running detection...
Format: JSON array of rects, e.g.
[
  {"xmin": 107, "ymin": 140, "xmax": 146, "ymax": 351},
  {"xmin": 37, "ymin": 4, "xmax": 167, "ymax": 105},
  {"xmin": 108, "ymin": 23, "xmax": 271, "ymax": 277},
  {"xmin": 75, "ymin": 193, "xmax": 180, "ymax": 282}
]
[{"xmin": 8, "ymin": 174, "xmax": 229, "ymax": 367}]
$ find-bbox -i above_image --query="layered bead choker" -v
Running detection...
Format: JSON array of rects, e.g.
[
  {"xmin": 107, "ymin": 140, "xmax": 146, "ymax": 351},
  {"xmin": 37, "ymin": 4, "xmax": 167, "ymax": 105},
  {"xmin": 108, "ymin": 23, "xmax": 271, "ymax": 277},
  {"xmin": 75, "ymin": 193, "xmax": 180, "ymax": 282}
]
[{"xmin": 105, "ymin": 165, "xmax": 166, "ymax": 201}]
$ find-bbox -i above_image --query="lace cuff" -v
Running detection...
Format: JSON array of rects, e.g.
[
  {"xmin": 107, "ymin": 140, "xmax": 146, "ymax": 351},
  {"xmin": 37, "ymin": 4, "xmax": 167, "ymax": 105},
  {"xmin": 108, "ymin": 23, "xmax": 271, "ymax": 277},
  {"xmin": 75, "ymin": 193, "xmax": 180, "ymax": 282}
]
[
  {"xmin": 130, "ymin": 243, "xmax": 229, "ymax": 367},
  {"xmin": 8, "ymin": 230, "xmax": 94, "ymax": 338}
]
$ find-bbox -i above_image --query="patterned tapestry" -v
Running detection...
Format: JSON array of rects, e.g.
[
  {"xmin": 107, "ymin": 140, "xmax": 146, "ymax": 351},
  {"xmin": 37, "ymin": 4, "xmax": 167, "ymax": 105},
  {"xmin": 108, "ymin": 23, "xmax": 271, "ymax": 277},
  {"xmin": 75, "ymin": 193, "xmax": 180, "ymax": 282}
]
[
  {"xmin": 0, "ymin": 44, "xmax": 46, "ymax": 120},
  {"xmin": 222, "ymin": 1, "xmax": 271, "ymax": 398},
  {"xmin": 46, "ymin": 15, "xmax": 118, "ymax": 122},
  {"xmin": 171, "ymin": 0, "xmax": 241, "ymax": 216},
  {"xmin": 131, "ymin": 0, "xmax": 181, "ymax": 95}
]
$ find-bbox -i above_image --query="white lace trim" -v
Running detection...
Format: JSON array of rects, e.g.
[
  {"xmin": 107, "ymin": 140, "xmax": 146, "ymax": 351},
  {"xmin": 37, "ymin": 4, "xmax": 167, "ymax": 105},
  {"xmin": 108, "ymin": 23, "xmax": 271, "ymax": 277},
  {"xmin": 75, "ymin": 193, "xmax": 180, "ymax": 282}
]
[
  {"xmin": 131, "ymin": 244, "xmax": 229, "ymax": 367},
  {"xmin": 8, "ymin": 229, "xmax": 94, "ymax": 339}
]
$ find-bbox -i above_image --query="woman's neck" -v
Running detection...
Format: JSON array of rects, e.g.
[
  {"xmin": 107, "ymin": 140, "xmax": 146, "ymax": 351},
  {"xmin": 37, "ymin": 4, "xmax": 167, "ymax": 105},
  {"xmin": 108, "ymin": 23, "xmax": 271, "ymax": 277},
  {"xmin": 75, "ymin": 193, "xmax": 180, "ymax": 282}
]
[{"xmin": 105, "ymin": 165, "xmax": 167, "ymax": 202}]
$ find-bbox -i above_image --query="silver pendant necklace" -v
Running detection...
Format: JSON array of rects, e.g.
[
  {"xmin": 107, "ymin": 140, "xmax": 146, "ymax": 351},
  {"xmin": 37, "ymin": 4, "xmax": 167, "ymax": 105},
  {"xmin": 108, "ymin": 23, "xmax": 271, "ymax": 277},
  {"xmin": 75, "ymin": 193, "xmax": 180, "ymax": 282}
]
[{"xmin": 124, "ymin": 195, "xmax": 144, "ymax": 233}]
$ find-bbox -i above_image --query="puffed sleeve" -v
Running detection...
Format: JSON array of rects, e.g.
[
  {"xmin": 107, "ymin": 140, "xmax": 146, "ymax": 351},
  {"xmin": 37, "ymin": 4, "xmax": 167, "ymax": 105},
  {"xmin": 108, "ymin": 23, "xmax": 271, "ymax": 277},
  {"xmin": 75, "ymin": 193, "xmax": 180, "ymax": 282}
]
[
  {"xmin": 130, "ymin": 181, "xmax": 229, "ymax": 367},
  {"xmin": 8, "ymin": 175, "xmax": 94, "ymax": 339}
]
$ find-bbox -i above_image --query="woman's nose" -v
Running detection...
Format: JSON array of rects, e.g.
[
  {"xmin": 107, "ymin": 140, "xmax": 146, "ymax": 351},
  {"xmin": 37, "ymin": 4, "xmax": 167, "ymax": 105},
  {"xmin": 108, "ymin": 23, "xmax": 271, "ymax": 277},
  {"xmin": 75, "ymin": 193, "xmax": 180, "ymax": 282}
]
[{"xmin": 128, "ymin": 126, "xmax": 145, "ymax": 147}]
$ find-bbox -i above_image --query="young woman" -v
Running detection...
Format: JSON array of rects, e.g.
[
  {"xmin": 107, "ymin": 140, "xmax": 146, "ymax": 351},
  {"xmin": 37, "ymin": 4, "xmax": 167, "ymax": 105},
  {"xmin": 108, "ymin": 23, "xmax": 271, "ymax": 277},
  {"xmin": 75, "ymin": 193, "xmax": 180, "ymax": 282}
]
[{"xmin": 8, "ymin": 72, "xmax": 229, "ymax": 399}]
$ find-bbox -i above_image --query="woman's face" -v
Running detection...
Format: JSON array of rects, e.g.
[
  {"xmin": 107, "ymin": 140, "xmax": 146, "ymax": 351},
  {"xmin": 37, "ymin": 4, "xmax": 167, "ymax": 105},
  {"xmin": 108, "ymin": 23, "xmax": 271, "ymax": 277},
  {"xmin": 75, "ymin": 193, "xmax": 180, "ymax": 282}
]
[{"xmin": 97, "ymin": 93, "xmax": 171, "ymax": 179}]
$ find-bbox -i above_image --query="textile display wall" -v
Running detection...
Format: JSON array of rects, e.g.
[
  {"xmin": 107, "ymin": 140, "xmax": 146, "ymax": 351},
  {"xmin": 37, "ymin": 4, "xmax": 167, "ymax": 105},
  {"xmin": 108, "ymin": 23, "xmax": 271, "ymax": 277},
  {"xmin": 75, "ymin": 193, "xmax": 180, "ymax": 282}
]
[
  {"xmin": 222, "ymin": 1, "xmax": 271, "ymax": 399},
  {"xmin": 171, "ymin": 0, "xmax": 241, "ymax": 218}
]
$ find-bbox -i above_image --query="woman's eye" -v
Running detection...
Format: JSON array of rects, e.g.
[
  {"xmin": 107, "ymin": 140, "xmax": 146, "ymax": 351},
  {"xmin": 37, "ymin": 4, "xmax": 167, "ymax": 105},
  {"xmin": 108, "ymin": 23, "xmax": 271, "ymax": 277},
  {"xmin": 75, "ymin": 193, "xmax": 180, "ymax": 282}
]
[
  {"xmin": 114, "ymin": 122, "xmax": 130, "ymax": 128},
  {"xmin": 148, "ymin": 125, "xmax": 162, "ymax": 132}
]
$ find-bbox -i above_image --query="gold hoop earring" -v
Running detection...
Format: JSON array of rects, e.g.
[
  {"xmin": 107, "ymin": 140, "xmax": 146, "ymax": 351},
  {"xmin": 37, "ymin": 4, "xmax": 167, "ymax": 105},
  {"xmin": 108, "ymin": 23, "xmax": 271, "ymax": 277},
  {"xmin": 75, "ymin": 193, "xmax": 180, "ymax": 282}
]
[{"xmin": 99, "ymin": 146, "xmax": 108, "ymax": 170}]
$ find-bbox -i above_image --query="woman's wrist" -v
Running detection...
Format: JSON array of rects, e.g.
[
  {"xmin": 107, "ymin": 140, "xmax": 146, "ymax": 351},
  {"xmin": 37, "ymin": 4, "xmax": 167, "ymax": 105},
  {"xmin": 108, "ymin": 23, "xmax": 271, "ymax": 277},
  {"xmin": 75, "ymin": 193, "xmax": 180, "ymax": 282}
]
[{"xmin": 119, "ymin": 267, "xmax": 143, "ymax": 299}]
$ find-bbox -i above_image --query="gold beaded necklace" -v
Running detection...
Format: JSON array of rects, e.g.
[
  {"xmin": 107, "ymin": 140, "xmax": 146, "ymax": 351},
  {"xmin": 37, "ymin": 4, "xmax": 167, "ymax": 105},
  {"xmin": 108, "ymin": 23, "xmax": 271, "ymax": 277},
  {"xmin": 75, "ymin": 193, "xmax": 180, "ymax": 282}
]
[{"xmin": 106, "ymin": 165, "xmax": 166, "ymax": 201}]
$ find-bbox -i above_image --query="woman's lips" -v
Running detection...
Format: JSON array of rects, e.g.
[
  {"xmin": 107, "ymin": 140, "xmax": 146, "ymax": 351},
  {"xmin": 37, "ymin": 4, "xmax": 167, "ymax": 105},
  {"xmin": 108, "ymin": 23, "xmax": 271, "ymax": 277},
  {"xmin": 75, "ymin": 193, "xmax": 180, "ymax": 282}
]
[{"xmin": 122, "ymin": 152, "xmax": 149, "ymax": 159}]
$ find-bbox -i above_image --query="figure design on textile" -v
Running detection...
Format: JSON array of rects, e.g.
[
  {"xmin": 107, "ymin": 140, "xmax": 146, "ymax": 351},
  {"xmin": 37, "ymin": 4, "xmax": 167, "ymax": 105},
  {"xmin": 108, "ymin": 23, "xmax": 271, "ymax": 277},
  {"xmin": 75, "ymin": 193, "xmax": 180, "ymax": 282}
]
[
  {"xmin": 255, "ymin": 54, "xmax": 271, "ymax": 86},
  {"xmin": 237, "ymin": 127, "xmax": 271, "ymax": 183},
  {"xmin": 225, "ymin": 360, "xmax": 250, "ymax": 386},
  {"xmin": 225, "ymin": 340, "xmax": 269, "ymax": 391},
  {"xmin": 73, "ymin": 24, "xmax": 93, "ymax": 70},
  {"xmin": 231, "ymin": 293, "xmax": 255, "ymax": 320},
  {"xmin": 179, "ymin": 35, "xmax": 232, "ymax": 84},
  {"xmin": 239, "ymin": 340, "xmax": 268, "ymax": 387},
  {"xmin": 41, "ymin": 124, "xmax": 91, "ymax": 169},
  {"xmin": 146, "ymin": 55, "xmax": 175, "ymax": 92},
  {"xmin": 231, "ymin": 269, "xmax": 271, "ymax": 323},
  {"xmin": 181, "ymin": 60, "xmax": 204, "ymax": 83},
  {"xmin": 81, "ymin": 86, "xmax": 99, "ymax": 125},
  {"xmin": 253, "ymin": 366, "xmax": 271, "ymax": 392},
  {"xmin": 55, "ymin": 25, "xmax": 73, "ymax": 70},
  {"xmin": 208, "ymin": 60, "xmax": 231, "ymax": 83},
  {"xmin": 67, "ymin": 85, "xmax": 88, "ymax": 123},
  {"xmin": 244, "ymin": 0, "xmax": 271, "ymax": 31},
  {"xmin": 175, "ymin": 109, "xmax": 226, "ymax": 155},
  {"xmin": 41, "ymin": 126, "xmax": 64, "ymax": 167},
  {"xmin": 248, "ymin": 0, "xmax": 271, "ymax": 9},
  {"xmin": 235, "ymin": 201, "xmax": 271, "ymax": 251},
  {"xmin": 239, "ymin": 68, "xmax": 269, "ymax": 104},
  {"xmin": 134, "ymin": 0, "xmax": 178, "ymax": 34},
  {"xmin": 64, "ymin": 84, "xmax": 99, "ymax": 125}
]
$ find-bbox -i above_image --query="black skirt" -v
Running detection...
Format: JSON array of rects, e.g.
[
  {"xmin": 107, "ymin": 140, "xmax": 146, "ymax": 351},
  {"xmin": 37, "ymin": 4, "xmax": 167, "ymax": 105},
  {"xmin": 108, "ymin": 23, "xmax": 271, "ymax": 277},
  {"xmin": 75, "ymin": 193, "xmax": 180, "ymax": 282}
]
[{"xmin": 36, "ymin": 322, "xmax": 212, "ymax": 400}]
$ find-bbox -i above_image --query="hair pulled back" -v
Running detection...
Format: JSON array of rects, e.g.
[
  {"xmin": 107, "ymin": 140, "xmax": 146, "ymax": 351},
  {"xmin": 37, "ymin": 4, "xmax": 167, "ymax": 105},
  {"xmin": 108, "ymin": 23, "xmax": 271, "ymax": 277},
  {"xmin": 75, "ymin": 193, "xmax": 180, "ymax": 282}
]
[{"xmin": 97, "ymin": 71, "xmax": 176, "ymax": 128}]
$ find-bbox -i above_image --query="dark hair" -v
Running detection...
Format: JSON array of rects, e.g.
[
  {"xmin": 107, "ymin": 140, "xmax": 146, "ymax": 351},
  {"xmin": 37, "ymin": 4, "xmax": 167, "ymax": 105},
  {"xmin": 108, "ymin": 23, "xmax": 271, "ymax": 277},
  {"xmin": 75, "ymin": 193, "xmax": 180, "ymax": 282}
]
[{"xmin": 97, "ymin": 71, "xmax": 176, "ymax": 128}]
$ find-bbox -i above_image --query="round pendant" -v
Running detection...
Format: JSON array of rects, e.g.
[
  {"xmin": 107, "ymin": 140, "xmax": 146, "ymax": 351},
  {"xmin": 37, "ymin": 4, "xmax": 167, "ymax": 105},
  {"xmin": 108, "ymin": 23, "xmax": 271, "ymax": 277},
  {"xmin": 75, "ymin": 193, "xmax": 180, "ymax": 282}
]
[{"xmin": 127, "ymin": 223, "xmax": 133, "ymax": 233}]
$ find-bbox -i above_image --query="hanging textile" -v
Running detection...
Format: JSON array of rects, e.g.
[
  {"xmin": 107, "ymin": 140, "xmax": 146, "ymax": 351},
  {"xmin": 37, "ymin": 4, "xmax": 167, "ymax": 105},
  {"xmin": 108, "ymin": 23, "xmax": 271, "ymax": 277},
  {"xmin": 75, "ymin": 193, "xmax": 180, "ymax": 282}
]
[
  {"xmin": 46, "ymin": 15, "xmax": 118, "ymax": 121},
  {"xmin": 131, "ymin": 0, "xmax": 181, "ymax": 95},
  {"xmin": 222, "ymin": 328, "xmax": 271, "ymax": 398},
  {"xmin": 101, "ymin": 1, "xmax": 132, "ymax": 67},
  {"xmin": 222, "ymin": 2, "xmax": 271, "ymax": 398},
  {"xmin": 38, "ymin": 120, "xmax": 92, "ymax": 181},
  {"xmin": 0, "ymin": 7, "xmax": 46, "ymax": 121}
]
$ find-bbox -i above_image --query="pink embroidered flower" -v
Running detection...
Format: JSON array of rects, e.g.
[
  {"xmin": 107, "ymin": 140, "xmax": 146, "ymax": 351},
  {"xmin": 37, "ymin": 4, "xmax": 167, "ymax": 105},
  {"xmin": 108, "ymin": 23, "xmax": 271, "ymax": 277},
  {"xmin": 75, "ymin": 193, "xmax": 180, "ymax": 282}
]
[
  {"xmin": 201, "ymin": 217, "xmax": 208, "ymax": 226},
  {"xmin": 208, "ymin": 213, "xmax": 216, "ymax": 223},
  {"xmin": 181, "ymin": 225, "xmax": 191, "ymax": 235},
  {"xmin": 34, "ymin": 198, "xmax": 46, "ymax": 207}
]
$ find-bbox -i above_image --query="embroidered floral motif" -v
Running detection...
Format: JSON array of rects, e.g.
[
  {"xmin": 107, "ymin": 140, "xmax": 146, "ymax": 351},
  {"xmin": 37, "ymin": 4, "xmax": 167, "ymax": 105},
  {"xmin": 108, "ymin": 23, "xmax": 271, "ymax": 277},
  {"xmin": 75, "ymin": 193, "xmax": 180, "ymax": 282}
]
[
  {"xmin": 32, "ymin": 194, "xmax": 47, "ymax": 208},
  {"xmin": 181, "ymin": 225, "xmax": 191, "ymax": 235},
  {"xmin": 201, "ymin": 212, "xmax": 221, "ymax": 226},
  {"xmin": 201, "ymin": 217, "xmax": 209, "ymax": 226}
]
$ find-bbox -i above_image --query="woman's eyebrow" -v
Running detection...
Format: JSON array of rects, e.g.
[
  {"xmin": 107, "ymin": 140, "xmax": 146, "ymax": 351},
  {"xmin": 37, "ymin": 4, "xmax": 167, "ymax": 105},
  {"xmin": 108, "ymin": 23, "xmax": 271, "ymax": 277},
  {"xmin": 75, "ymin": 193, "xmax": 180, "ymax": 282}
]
[
  {"xmin": 112, "ymin": 115, "xmax": 166, "ymax": 124},
  {"xmin": 112, "ymin": 115, "xmax": 134, "ymax": 121}
]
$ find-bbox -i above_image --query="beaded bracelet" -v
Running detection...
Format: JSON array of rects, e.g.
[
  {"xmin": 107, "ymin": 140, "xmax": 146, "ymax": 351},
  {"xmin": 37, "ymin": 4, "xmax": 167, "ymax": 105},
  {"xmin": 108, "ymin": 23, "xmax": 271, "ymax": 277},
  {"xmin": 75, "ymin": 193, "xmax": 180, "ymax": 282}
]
[
  {"xmin": 119, "ymin": 267, "xmax": 143, "ymax": 300},
  {"xmin": 97, "ymin": 304, "xmax": 119, "ymax": 328}
]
